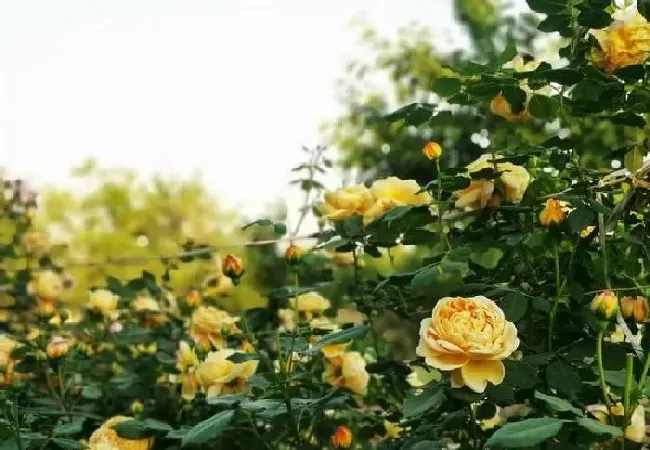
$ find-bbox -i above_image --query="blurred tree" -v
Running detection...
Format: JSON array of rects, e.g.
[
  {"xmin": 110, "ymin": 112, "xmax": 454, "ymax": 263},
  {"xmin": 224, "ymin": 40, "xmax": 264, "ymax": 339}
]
[
  {"xmin": 324, "ymin": 0, "xmax": 645, "ymax": 185},
  {"xmin": 36, "ymin": 159, "xmax": 266, "ymax": 311}
]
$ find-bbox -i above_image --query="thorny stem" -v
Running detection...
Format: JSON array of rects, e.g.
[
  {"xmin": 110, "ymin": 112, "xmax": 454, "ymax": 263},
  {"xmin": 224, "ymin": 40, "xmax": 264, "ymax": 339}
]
[
  {"xmin": 435, "ymin": 160, "xmax": 451, "ymax": 251},
  {"xmin": 597, "ymin": 330, "xmax": 613, "ymax": 413},
  {"xmin": 547, "ymin": 241, "xmax": 562, "ymax": 351}
]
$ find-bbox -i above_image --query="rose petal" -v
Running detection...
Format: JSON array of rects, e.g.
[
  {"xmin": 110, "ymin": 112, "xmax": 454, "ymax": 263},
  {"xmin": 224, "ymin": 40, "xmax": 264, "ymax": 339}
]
[{"xmin": 460, "ymin": 360, "xmax": 505, "ymax": 393}]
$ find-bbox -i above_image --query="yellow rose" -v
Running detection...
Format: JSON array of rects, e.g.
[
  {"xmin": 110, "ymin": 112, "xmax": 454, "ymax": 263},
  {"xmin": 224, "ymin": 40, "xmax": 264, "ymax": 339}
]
[
  {"xmin": 592, "ymin": 11, "xmax": 650, "ymax": 72},
  {"xmin": 580, "ymin": 225, "xmax": 596, "ymax": 238},
  {"xmin": 323, "ymin": 351, "xmax": 369, "ymax": 396},
  {"xmin": 317, "ymin": 185, "xmax": 375, "ymax": 222},
  {"xmin": 588, "ymin": 402, "xmax": 647, "ymax": 443},
  {"xmin": 46, "ymin": 336, "xmax": 71, "ymax": 359},
  {"xmin": 621, "ymin": 296, "xmax": 649, "ymax": 323},
  {"xmin": 27, "ymin": 270, "xmax": 63, "ymax": 302},
  {"xmin": 89, "ymin": 416, "xmax": 153, "ymax": 450},
  {"xmin": 196, "ymin": 349, "xmax": 258, "ymax": 398},
  {"xmin": 422, "ymin": 142, "xmax": 442, "ymax": 161},
  {"xmin": 132, "ymin": 295, "xmax": 160, "ymax": 312},
  {"xmin": 384, "ymin": 421, "xmax": 404, "ymax": 439},
  {"xmin": 331, "ymin": 425, "xmax": 353, "ymax": 449},
  {"xmin": 539, "ymin": 198, "xmax": 566, "ymax": 227},
  {"xmin": 416, "ymin": 296, "xmax": 519, "ymax": 393},
  {"xmin": 454, "ymin": 155, "xmax": 530, "ymax": 210},
  {"xmin": 288, "ymin": 291, "xmax": 331, "ymax": 320},
  {"xmin": 363, "ymin": 177, "xmax": 432, "ymax": 225},
  {"xmin": 179, "ymin": 370, "xmax": 199, "ymax": 401},
  {"xmin": 203, "ymin": 274, "xmax": 234, "ymax": 298},
  {"xmin": 176, "ymin": 341, "xmax": 199, "ymax": 372},
  {"xmin": 490, "ymin": 94, "xmax": 531, "ymax": 123},
  {"xmin": 189, "ymin": 306, "xmax": 240, "ymax": 349},
  {"xmin": 310, "ymin": 317, "xmax": 350, "ymax": 358},
  {"xmin": 89, "ymin": 289, "xmax": 119, "ymax": 319},
  {"xmin": 277, "ymin": 308, "xmax": 296, "ymax": 332},
  {"xmin": 0, "ymin": 335, "xmax": 18, "ymax": 368},
  {"xmin": 591, "ymin": 290, "xmax": 619, "ymax": 321}
]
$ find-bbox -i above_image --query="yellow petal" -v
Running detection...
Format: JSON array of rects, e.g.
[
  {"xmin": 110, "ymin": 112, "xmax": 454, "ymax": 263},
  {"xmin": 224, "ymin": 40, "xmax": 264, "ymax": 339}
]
[
  {"xmin": 450, "ymin": 369, "xmax": 464, "ymax": 388},
  {"xmin": 460, "ymin": 360, "xmax": 505, "ymax": 393}
]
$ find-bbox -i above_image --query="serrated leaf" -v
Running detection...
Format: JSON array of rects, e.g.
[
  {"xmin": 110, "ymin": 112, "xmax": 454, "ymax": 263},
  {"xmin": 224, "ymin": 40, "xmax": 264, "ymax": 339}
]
[
  {"xmin": 534, "ymin": 391, "xmax": 583, "ymax": 416},
  {"xmin": 485, "ymin": 417, "xmax": 564, "ymax": 448},
  {"xmin": 303, "ymin": 325, "xmax": 370, "ymax": 354}
]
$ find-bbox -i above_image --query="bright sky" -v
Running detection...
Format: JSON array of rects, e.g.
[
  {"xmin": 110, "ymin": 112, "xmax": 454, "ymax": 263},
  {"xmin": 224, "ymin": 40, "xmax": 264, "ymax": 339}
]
[{"xmin": 0, "ymin": 0, "xmax": 513, "ymax": 230}]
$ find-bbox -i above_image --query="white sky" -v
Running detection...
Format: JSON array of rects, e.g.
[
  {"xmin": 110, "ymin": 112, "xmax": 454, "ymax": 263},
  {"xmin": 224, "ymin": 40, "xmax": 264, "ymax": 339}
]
[{"xmin": 0, "ymin": 0, "xmax": 514, "ymax": 230}]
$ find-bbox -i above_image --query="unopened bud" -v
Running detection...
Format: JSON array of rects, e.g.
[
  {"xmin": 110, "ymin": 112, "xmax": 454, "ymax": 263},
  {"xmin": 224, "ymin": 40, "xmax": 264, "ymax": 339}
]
[
  {"xmin": 591, "ymin": 290, "xmax": 619, "ymax": 321},
  {"xmin": 422, "ymin": 142, "xmax": 442, "ymax": 161},
  {"xmin": 621, "ymin": 296, "xmax": 649, "ymax": 323},
  {"xmin": 285, "ymin": 243, "xmax": 304, "ymax": 266},
  {"xmin": 46, "ymin": 336, "xmax": 70, "ymax": 359},
  {"xmin": 331, "ymin": 426, "xmax": 353, "ymax": 449},
  {"xmin": 185, "ymin": 290, "xmax": 202, "ymax": 308},
  {"xmin": 539, "ymin": 198, "xmax": 566, "ymax": 227},
  {"xmin": 222, "ymin": 254, "xmax": 244, "ymax": 283},
  {"xmin": 131, "ymin": 400, "xmax": 144, "ymax": 417}
]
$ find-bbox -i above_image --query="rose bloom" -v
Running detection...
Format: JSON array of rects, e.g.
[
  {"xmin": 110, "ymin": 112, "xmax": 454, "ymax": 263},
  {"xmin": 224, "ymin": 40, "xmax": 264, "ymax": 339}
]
[
  {"xmin": 277, "ymin": 308, "xmax": 296, "ymax": 332},
  {"xmin": 196, "ymin": 349, "xmax": 258, "ymax": 398},
  {"xmin": 591, "ymin": 290, "xmax": 619, "ymax": 321},
  {"xmin": 621, "ymin": 296, "xmax": 649, "ymax": 323},
  {"xmin": 46, "ymin": 336, "xmax": 71, "ymax": 359},
  {"xmin": 539, "ymin": 198, "xmax": 566, "ymax": 227},
  {"xmin": 322, "ymin": 351, "xmax": 370, "ymax": 396},
  {"xmin": 0, "ymin": 334, "xmax": 18, "ymax": 368},
  {"xmin": 454, "ymin": 154, "xmax": 530, "ymax": 210},
  {"xmin": 89, "ymin": 415, "xmax": 153, "ymax": 450},
  {"xmin": 588, "ymin": 402, "xmax": 646, "ymax": 443},
  {"xmin": 27, "ymin": 270, "xmax": 63, "ymax": 302},
  {"xmin": 317, "ymin": 185, "xmax": 375, "ymax": 222},
  {"xmin": 592, "ymin": 10, "xmax": 650, "ymax": 72},
  {"xmin": 132, "ymin": 295, "xmax": 160, "ymax": 312},
  {"xmin": 288, "ymin": 291, "xmax": 331, "ymax": 320},
  {"xmin": 89, "ymin": 289, "xmax": 119, "ymax": 319},
  {"xmin": 331, "ymin": 425, "xmax": 353, "ymax": 449},
  {"xmin": 310, "ymin": 317, "xmax": 350, "ymax": 358},
  {"xmin": 363, "ymin": 177, "xmax": 432, "ymax": 225},
  {"xmin": 416, "ymin": 296, "xmax": 520, "ymax": 393},
  {"xmin": 189, "ymin": 306, "xmax": 240, "ymax": 349},
  {"xmin": 176, "ymin": 341, "xmax": 199, "ymax": 372}
]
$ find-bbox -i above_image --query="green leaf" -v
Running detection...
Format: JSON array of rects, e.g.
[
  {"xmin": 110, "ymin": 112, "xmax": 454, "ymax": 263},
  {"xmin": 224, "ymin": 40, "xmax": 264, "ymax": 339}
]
[
  {"xmin": 534, "ymin": 391, "xmax": 583, "ymax": 416},
  {"xmin": 53, "ymin": 418, "xmax": 85, "ymax": 436},
  {"xmin": 538, "ymin": 13, "xmax": 572, "ymax": 36},
  {"xmin": 181, "ymin": 410, "xmax": 234, "ymax": 448},
  {"xmin": 529, "ymin": 95, "xmax": 559, "ymax": 120},
  {"xmin": 408, "ymin": 441, "xmax": 446, "ymax": 450},
  {"xmin": 402, "ymin": 384, "xmax": 445, "ymax": 418},
  {"xmin": 610, "ymin": 113, "xmax": 646, "ymax": 128},
  {"xmin": 625, "ymin": 147, "xmax": 645, "ymax": 172},
  {"xmin": 546, "ymin": 359, "xmax": 582, "ymax": 397},
  {"xmin": 568, "ymin": 206, "xmax": 596, "ymax": 234},
  {"xmin": 385, "ymin": 103, "xmax": 435, "ymax": 126},
  {"xmin": 51, "ymin": 438, "xmax": 84, "ymax": 450},
  {"xmin": 81, "ymin": 384, "xmax": 102, "ymax": 400},
  {"xmin": 303, "ymin": 325, "xmax": 370, "ymax": 354},
  {"xmin": 577, "ymin": 8, "xmax": 612, "ymax": 28},
  {"xmin": 576, "ymin": 417, "xmax": 623, "ymax": 437},
  {"xmin": 501, "ymin": 86, "xmax": 527, "ymax": 114},
  {"xmin": 572, "ymin": 80, "xmax": 605, "ymax": 101},
  {"xmin": 470, "ymin": 247, "xmax": 504, "ymax": 270},
  {"xmin": 526, "ymin": 0, "xmax": 569, "ymax": 14},
  {"xmin": 531, "ymin": 68, "xmax": 583, "ymax": 86},
  {"xmin": 432, "ymin": 77, "xmax": 461, "ymax": 97},
  {"xmin": 485, "ymin": 417, "xmax": 564, "ymax": 448},
  {"xmin": 113, "ymin": 420, "xmax": 154, "ymax": 439},
  {"xmin": 226, "ymin": 352, "xmax": 260, "ymax": 363},
  {"xmin": 503, "ymin": 360, "xmax": 538, "ymax": 389},
  {"xmin": 498, "ymin": 42, "xmax": 517, "ymax": 65},
  {"xmin": 500, "ymin": 292, "xmax": 528, "ymax": 322}
]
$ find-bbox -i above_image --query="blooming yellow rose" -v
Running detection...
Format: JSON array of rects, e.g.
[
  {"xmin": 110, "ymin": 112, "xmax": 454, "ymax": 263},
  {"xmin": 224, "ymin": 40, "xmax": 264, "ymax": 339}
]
[
  {"xmin": 89, "ymin": 289, "xmax": 119, "ymax": 319},
  {"xmin": 288, "ymin": 291, "xmax": 331, "ymax": 320},
  {"xmin": 196, "ymin": 349, "xmax": 258, "ymax": 398},
  {"xmin": 27, "ymin": 270, "xmax": 63, "ymax": 302},
  {"xmin": 132, "ymin": 295, "xmax": 160, "ymax": 312},
  {"xmin": 22, "ymin": 230, "xmax": 50, "ymax": 256},
  {"xmin": 454, "ymin": 155, "xmax": 530, "ymax": 210},
  {"xmin": 323, "ymin": 351, "xmax": 370, "ymax": 396},
  {"xmin": 277, "ymin": 308, "xmax": 296, "ymax": 332},
  {"xmin": 539, "ymin": 198, "xmax": 566, "ymax": 227},
  {"xmin": 89, "ymin": 416, "xmax": 153, "ymax": 450},
  {"xmin": 317, "ymin": 185, "xmax": 375, "ymax": 222},
  {"xmin": 588, "ymin": 402, "xmax": 647, "ymax": 443},
  {"xmin": 189, "ymin": 306, "xmax": 240, "ymax": 349},
  {"xmin": 363, "ymin": 177, "xmax": 432, "ymax": 225},
  {"xmin": 0, "ymin": 334, "xmax": 18, "ymax": 368},
  {"xmin": 416, "ymin": 296, "xmax": 519, "ymax": 393},
  {"xmin": 592, "ymin": 10, "xmax": 650, "ymax": 72}
]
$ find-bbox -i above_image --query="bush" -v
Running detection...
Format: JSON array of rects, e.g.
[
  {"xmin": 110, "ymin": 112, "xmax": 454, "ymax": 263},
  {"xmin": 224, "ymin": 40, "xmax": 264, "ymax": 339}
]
[{"xmin": 4, "ymin": 2, "xmax": 650, "ymax": 449}]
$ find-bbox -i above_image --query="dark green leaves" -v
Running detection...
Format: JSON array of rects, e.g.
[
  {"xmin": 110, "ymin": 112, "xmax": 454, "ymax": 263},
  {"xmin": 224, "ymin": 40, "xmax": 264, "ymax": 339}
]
[
  {"xmin": 546, "ymin": 359, "xmax": 582, "ymax": 397},
  {"xmin": 529, "ymin": 95, "xmax": 559, "ymax": 120},
  {"xmin": 568, "ymin": 206, "xmax": 596, "ymax": 234},
  {"xmin": 485, "ymin": 418, "xmax": 564, "ymax": 448},
  {"xmin": 303, "ymin": 325, "xmax": 370, "ymax": 354},
  {"xmin": 576, "ymin": 417, "xmax": 623, "ymax": 437},
  {"xmin": 534, "ymin": 391, "xmax": 583, "ymax": 416},
  {"xmin": 470, "ymin": 247, "xmax": 504, "ymax": 270},
  {"xmin": 526, "ymin": 0, "xmax": 569, "ymax": 14},
  {"xmin": 402, "ymin": 384, "xmax": 445, "ymax": 418},
  {"xmin": 81, "ymin": 385, "xmax": 102, "ymax": 400},
  {"xmin": 503, "ymin": 361, "xmax": 538, "ymax": 389},
  {"xmin": 432, "ymin": 77, "xmax": 461, "ymax": 97},
  {"xmin": 181, "ymin": 410, "xmax": 234, "ymax": 448},
  {"xmin": 384, "ymin": 103, "xmax": 435, "ymax": 126},
  {"xmin": 640, "ymin": 0, "xmax": 650, "ymax": 21},
  {"xmin": 499, "ymin": 292, "xmax": 528, "ymax": 322}
]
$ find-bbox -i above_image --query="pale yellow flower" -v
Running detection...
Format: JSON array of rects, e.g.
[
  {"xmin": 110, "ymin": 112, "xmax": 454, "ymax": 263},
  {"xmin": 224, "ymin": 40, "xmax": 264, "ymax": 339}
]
[
  {"xmin": 317, "ymin": 185, "xmax": 375, "ymax": 222},
  {"xmin": 22, "ymin": 230, "xmax": 50, "ymax": 256},
  {"xmin": 480, "ymin": 406, "xmax": 507, "ymax": 431},
  {"xmin": 27, "ymin": 270, "xmax": 63, "ymax": 302},
  {"xmin": 592, "ymin": 11, "xmax": 650, "ymax": 72},
  {"xmin": 189, "ymin": 306, "xmax": 240, "ymax": 349},
  {"xmin": 323, "ymin": 351, "xmax": 370, "ymax": 396},
  {"xmin": 132, "ymin": 295, "xmax": 160, "ymax": 312},
  {"xmin": 176, "ymin": 341, "xmax": 199, "ymax": 372},
  {"xmin": 196, "ymin": 349, "xmax": 258, "ymax": 398},
  {"xmin": 454, "ymin": 180, "xmax": 496, "ymax": 210},
  {"xmin": 384, "ymin": 421, "xmax": 404, "ymax": 439},
  {"xmin": 277, "ymin": 308, "xmax": 296, "ymax": 332},
  {"xmin": 588, "ymin": 402, "xmax": 647, "ymax": 443},
  {"xmin": 591, "ymin": 290, "xmax": 619, "ymax": 321},
  {"xmin": 406, "ymin": 366, "xmax": 442, "ymax": 387},
  {"xmin": 581, "ymin": 225, "xmax": 596, "ymax": 238},
  {"xmin": 416, "ymin": 296, "xmax": 519, "ymax": 393},
  {"xmin": 88, "ymin": 416, "xmax": 153, "ymax": 450},
  {"xmin": 0, "ymin": 335, "xmax": 18, "ymax": 368},
  {"xmin": 363, "ymin": 177, "xmax": 432, "ymax": 225},
  {"xmin": 288, "ymin": 291, "xmax": 331, "ymax": 321},
  {"xmin": 88, "ymin": 289, "xmax": 119, "ymax": 319}
]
